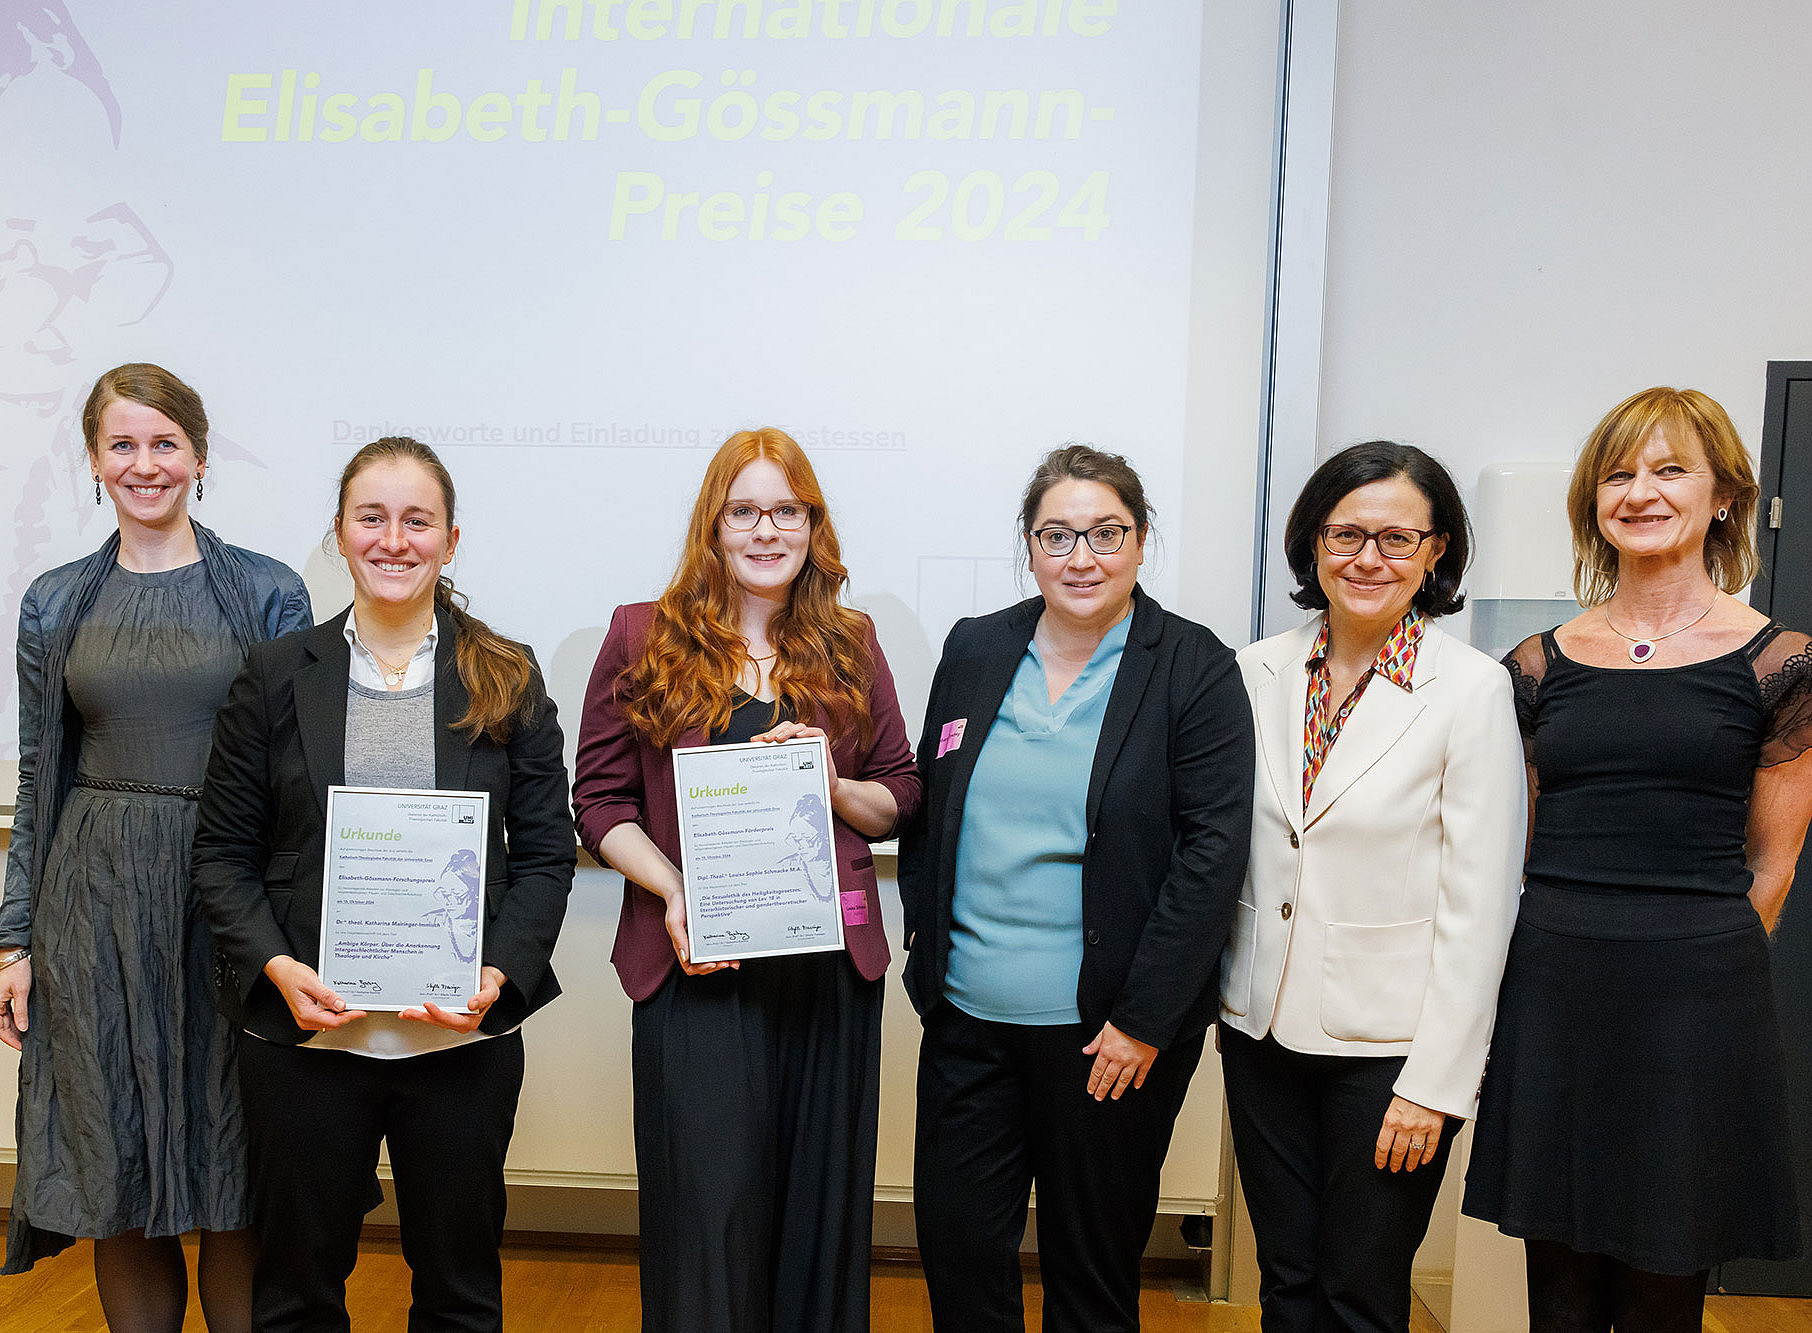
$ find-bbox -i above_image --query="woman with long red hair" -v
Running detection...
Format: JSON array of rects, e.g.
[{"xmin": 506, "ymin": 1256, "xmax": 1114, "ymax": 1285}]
[{"xmin": 574, "ymin": 427, "xmax": 920, "ymax": 1332}]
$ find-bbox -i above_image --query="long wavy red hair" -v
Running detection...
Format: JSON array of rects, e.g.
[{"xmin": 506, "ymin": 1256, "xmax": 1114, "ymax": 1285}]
[{"xmin": 622, "ymin": 428, "xmax": 875, "ymax": 748}]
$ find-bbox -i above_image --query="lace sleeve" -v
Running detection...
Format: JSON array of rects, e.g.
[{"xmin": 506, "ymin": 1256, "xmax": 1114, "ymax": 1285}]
[
  {"xmin": 1754, "ymin": 628, "xmax": 1812, "ymax": 767},
  {"xmin": 1501, "ymin": 633, "xmax": 1547, "ymax": 774}
]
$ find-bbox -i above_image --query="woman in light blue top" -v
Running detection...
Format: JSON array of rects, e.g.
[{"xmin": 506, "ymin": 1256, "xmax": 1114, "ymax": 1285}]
[
  {"xmin": 942, "ymin": 611, "xmax": 1130, "ymax": 1026},
  {"xmin": 900, "ymin": 444, "xmax": 1255, "ymax": 1332}
]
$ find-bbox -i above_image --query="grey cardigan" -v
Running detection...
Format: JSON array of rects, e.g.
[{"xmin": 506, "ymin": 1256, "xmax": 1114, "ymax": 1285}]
[{"xmin": 0, "ymin": 522, "xmax": 312, "ymax": 947}]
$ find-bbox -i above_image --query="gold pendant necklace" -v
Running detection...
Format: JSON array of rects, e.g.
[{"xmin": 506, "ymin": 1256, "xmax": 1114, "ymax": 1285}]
[{"xmin": 368, "ymin": 648, "xmax": 415, "ymax": 688}]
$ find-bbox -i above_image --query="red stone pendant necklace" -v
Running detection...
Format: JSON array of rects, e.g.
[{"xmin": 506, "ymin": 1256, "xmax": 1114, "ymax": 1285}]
[{"xmin": 1601, "ymin": 597, "xmax": 1717, "ymax": 664}]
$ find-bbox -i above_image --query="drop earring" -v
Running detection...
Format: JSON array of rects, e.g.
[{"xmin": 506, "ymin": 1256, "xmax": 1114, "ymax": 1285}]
[
  {"xmin": 94, "ymin": 477, "xmax": 102, "ymax": 505},
  {"xmin": 196, "ymin": 478, "xmax": 204, "ymax": 502}
]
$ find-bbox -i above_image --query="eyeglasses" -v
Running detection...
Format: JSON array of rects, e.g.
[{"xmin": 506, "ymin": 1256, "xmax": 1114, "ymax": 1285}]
[
  {"xmin": 1031, "ymin": 524, "xmax": 1135, "ymax": 557},
  {"xmin": 722, "ymin": 501, "xmax": 810, "ymax": 531},
  {"xmin": 1318, "ymin": 524, "xmax": 1440, "ymax": 559}
]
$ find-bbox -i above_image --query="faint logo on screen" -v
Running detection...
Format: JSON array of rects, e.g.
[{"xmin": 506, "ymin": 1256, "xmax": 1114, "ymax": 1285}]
[{"xmin": 1, "ymin": 2, "xmax": 175, "ymax": 747}]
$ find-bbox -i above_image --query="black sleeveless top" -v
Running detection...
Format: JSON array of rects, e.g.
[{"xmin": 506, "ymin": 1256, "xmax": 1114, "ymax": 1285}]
[
  {"xmin": 1506, "ymin": 623, "xmax": 1812, "ymax": 937},
  {"xmin": 712, "ymin": 691, "xmax": 796, "ymax": 745}
]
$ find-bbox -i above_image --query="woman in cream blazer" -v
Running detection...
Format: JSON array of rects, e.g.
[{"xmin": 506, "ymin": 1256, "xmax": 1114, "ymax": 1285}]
[{"xmin": 1218, "ymin": 442, "xmax": 1525, "ymax": 1333}]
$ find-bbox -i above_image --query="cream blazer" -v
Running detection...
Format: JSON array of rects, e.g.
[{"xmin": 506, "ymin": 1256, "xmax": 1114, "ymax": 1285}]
[{"xmin": 1218, "ymin": 616, "xmax": 1527, "ymax": 1119}]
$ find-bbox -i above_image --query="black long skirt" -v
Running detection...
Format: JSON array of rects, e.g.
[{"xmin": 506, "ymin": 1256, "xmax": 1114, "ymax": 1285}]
[
  {"xmin": 632, "ymin": 952, "xmax": 881, "ymax": 1333},
  {"xmin": 1464, "ymin": 902, "xmax": 1801, "ymax": 1275}
]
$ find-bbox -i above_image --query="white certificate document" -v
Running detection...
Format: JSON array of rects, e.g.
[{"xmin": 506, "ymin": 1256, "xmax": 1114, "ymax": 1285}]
[
  {"xmin": 318, "ymin": 786, "xmax": 488, "ymax": 1012},
  {"xmin": 673, "ymin": 737, "xmax": 844, "ymax": 964}
]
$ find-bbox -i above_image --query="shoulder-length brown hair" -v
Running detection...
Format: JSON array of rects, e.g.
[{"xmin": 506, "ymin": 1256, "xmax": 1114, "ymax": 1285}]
[
  {"xmin": 621, "ymin": 428, "xmax": 875, "ymax": 748},
  {"xmin": 1568, "ymin": 387, "xmax": 1759, "ymax": 606},
  {"xmin": 334, "ymin": 438, "xmax": 538, "ymax": 743}
]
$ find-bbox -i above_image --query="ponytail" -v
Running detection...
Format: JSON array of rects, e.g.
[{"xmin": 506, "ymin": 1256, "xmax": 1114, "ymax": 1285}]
[{"xmin": 436, "ymin": 576, "xmax": 538, "ymax": 743}]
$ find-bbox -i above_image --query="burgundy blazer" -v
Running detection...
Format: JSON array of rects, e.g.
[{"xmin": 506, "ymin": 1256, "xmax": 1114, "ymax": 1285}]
[{"xmin": 573, "ymin": 601, "xmax": 922, "ymax": 1001}]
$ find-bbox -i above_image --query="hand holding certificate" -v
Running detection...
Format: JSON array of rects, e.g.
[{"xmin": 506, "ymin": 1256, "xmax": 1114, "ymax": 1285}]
[
  {"xmin": 318, "ymin": 786, "xmax": 490, "ymax": 1012},
  {"xmin": 401, "ymin": 963, "xmax": 506, "ymax": 1033},
  {"xmin": 673, "ymin": 737, "xmax": 844, "ymax": 964}
]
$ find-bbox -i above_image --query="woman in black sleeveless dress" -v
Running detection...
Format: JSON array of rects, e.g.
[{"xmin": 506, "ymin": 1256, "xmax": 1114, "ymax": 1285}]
[{"xmin": 1465, "ymin": 387, "xmax": 1809, "ymax": 1332}]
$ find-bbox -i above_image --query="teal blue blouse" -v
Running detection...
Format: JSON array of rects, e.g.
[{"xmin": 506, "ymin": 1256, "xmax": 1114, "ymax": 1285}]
[{"xmin": 944, "ymin": 615, "xmax": 1130, "ymax": 1025}]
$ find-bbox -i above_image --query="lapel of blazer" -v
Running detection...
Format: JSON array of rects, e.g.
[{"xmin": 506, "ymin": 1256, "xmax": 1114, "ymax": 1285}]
[
  {"xmin": 933, "ymin": 598, "xmax": 1040, "ymax": 880},
  {"xmin": 1085, "ymin": 587, "xmax": 1161, "ymax": 829},
  {"xmin": 1303, "ymin": 622, "xmax": 1444, "ymax": 829},
  {"xmin": 433, "ymin": 609, "xmax": 473, "ymax": 792},
  {"xmin": 294, "ymin": 612, "xmax": 353, "ymax": 819},
  {"xmin": 1251, "ymin": 619, "xmax": 1321, "ymax": 838}
]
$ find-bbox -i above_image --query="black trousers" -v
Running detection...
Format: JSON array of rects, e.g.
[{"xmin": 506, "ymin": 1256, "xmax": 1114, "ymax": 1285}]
[
  {"xmin": 236, "ymin": 1031, "xmax": 524, "ymax": 1333},
  {"xmin": 1219, "ymin": 1028, "xmax": 1453, "ymax": 1333},
  {"xmin": 913, "ymin": 1002, "xmax": 1204, "ymax": 1333},
  {"xmin": 632, "ymin": 953, "xmax": 883, "ymax": 1333}
]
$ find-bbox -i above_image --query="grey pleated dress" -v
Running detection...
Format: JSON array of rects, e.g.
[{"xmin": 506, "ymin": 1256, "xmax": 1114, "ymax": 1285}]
[{"xmin": 6, "ymin": 562, "xmax": 251, "ymax": 1272}]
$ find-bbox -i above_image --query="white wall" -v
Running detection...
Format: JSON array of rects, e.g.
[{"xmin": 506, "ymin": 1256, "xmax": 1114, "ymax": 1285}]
[
  {"xmin": 1307, "ymin": 3, "xmax": 1812, "ymax": 1324},
  {"xmin": 1317, "ymin": 0, "xmax": 1812, "ymax": 479}
]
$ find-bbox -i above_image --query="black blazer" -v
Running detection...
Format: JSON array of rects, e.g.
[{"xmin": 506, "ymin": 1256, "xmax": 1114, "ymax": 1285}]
[
  {"xmin": 192, "ymin": 608, "xmax": 575, "ymax": 1044},
  {"xmin": 898, "ymin": 587, "xmax": 1255, "ymax": 1050}
]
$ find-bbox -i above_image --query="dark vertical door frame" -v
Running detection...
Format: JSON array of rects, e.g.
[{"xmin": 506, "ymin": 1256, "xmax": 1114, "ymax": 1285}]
[
  {"xmin": 1747, "ymin": 360, "xmax": 1812, "ymax": 617},
  {"xmin": 1717, "ymin": 359, "xmax": 1812, "ymax": 1297}
]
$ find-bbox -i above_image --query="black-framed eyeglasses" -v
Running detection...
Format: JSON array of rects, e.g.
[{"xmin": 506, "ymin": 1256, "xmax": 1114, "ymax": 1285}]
[
  {"xmin": 1318, "ymin": 524, "xmax": 1440, "ymax": 559},
  {"xmin": 1031, "ymin": 524, "xmax": 1135, "ymax": 557},
  {"xmin": 722, "ymin": 501, "xmax": 810, "ymax": 531}
]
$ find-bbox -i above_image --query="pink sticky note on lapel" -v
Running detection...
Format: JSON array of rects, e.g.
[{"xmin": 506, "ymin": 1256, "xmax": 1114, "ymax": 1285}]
[{"xmin": 937, "ymin": 718, "xmax": 967, "ymax": 758}]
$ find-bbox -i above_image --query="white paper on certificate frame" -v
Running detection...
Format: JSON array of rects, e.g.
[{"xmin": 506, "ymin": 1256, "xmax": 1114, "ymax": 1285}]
[
  {"xmin": 672, "ymin": 737, "xmax": 844, "ymax": 964},
  {"xmin": 318, "ymin": 785, "xmax": 490, "ymax": 1012}
]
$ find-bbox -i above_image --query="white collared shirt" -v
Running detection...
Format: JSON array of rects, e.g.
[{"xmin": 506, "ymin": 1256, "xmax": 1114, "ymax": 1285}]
[{"xmin": 344, "ymin": 613, "xmax": 438, "ymax": 690}]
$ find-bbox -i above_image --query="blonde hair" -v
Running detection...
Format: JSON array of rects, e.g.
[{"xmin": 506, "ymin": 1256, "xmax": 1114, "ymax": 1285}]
[{"xmin": 1568, "ymin": 387, "xmax": 1758, "ymax": 606}]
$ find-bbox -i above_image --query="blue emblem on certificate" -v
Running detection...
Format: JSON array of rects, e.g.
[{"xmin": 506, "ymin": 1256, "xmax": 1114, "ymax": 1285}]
[{"xmin": 319, "ymin": 786, "xmax": 489, "ymax": 1010}]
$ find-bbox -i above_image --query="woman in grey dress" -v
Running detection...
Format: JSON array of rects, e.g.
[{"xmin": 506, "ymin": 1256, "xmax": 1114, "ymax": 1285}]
[{"xmin": 0, "ymin": 364, "xmax": 311, "ymax": 1332}]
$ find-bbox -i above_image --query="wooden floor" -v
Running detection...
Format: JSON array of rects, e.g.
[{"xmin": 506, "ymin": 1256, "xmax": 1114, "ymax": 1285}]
[{"xmin": 0, "ymin": 1237, "xmax": 1804, "ymax": 1331}]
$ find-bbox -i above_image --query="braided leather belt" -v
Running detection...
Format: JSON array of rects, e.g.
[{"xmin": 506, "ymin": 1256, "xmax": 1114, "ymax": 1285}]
[{"xmin": 74, "ymin": 776, "xmax": 204, "ymax": 800}]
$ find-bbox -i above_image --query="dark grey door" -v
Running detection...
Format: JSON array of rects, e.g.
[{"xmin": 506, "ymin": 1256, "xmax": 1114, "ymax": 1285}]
[{"xmin": 1721, "ymin": 361, "xmax": 1812, "ymax": 1296}]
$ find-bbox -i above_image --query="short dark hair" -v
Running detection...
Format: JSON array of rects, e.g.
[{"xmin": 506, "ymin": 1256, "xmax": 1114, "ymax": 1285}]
[
  {"xmin": 1282, "ymin": 441, "xmax": 1471, "ymax": 617},
  {"xmin": 1019, "ymin": 443, "xmax": 1153, "ymax": 537}
]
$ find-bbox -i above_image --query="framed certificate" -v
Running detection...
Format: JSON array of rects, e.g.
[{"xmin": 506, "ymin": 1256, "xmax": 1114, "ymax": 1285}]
[
  {"xmin": 672, "ymin": 737, "xmax": 844, "ymax": 964},
  {"xmin": 318, "ymin": 786, "xmax": 489, "ymax": 1011}
]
